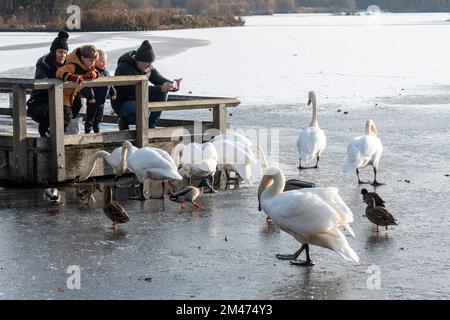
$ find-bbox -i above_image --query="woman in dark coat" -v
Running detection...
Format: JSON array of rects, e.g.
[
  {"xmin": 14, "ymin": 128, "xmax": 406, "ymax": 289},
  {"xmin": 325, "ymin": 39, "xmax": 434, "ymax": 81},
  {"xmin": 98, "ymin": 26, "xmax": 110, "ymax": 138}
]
[{"xmin": 27, "ymin": 30, "xmax": 81, "ymax": 137}]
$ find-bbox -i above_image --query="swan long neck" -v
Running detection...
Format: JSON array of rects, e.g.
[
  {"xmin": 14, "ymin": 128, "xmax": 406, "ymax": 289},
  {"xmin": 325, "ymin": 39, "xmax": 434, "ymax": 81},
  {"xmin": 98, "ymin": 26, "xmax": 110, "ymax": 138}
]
[
  {"xmin": 309, "ymin": 93, "xmax": 318, "ymax": 128},
  {"xmin": 80, "ymin": 150, "xmax": 111, "ymax": 181},
  {"xmin": 171, "ymin": 143, "xmax": 185, "ymax": 167},
  {"xmin": 365, "ymin": 120, "xmax": 377, "ymax": 136},
  {"xmin": 254, "ymin": 145, "xmax": 269, "ymax": 170},
  {"xmin": 123, "ymin": 141, "xmax": 135, "ymax": 157},
  {"xmin": 259, "ymin": 168, "xmax": 285, "ymax": 203},
  {"xmin": 117, "ymin": 143, "xmax": 129, "ymax": 176}
]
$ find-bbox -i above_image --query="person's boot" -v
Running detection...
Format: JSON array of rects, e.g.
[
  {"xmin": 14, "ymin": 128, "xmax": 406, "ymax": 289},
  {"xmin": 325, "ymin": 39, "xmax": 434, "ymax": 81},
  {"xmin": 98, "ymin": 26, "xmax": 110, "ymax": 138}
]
[{"xmin": 117, "ymin": 118, "xmax": 129, "ymax": 131}]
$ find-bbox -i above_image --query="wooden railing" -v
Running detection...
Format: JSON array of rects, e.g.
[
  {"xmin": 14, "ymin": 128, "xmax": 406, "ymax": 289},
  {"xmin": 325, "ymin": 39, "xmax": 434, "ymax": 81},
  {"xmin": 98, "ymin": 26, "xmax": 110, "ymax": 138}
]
[{"xmin": 0, "ymin": 76, "xmax": 240, "ymax": 183}]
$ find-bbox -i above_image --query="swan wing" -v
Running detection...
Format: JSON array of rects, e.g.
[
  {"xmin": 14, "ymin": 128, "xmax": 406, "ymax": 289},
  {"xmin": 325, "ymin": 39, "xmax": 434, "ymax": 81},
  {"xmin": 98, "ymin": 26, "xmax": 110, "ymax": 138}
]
[
  {"xmin": 234, "ymin": 164, "xmax": 253, "ymax": 186},
  {"xmin": 297, "ymin": 127, "xmax": 326, "ymax": 163},
  {"xmin": 300, "ymin": 187, "xmax": 355, "ymax": 237},
  {"xmin": 128, "ymin": 148, "xmax": 182, "ymax": 182},
  {"xmin": 149, "ymin": 147, "xmax": 177, "ymax": 169},
  {"xmin": 263, "ymin": 191, "xmax": 341, "ymax": 237},
  {"xmin": 213, "ymin": 140, "xmax": 257, "ymax": 165},
  {"xmin": 344, "ymin": 135, "xmax": 383, "ymax": 171}
]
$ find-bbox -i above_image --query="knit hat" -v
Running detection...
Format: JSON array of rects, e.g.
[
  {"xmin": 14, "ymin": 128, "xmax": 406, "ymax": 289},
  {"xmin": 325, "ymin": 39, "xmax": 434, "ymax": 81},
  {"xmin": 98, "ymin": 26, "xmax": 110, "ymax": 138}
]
[
  {"xmin": 50, "ymin": 30, "xmax": 69, "ymax": 52},
  {"xmin": 133, "ymin": 40, "xmax": 155, "ymax": 63}
]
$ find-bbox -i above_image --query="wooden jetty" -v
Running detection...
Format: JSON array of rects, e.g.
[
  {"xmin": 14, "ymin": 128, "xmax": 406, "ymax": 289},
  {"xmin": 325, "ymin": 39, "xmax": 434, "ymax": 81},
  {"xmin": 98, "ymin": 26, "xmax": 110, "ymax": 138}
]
[{"xmin": 0, "ymin": 76, "xmax": 240, "ymax": 191}]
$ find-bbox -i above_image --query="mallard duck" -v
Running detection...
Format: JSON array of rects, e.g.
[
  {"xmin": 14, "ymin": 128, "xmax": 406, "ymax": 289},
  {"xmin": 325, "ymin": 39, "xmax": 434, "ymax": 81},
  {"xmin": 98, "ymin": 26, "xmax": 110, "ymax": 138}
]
[
  {"xmin": 361, "ymin": 188, "xmax": 385, "ymax": 207},
  {"xmin": 297, "ymin": 91, "xmax": 327, "ymax": 169},
  {"xmin": 258, "ymin": 167, "xmax": 359, "ymax": 266},
  {"xmin": 103, "ymin": 185, "xmax": 129, "ymax": 229},
  {"xmin": 168, "ymin": 179, "xmax": 211, "ymax": 209},
  {"xmin": 43, "ymin": 180, "xmax": 61, "ymax": 205},
  {"xmin": 76, "ymin": 182, "xmax": 102, "ymax": 205},
  {"xmin": 365, "ymin": 194, "xmax": 397, "ymax": 233},
  {"xmin": 343, "ymin": 119, "xmax": 383, "ymax": 186}
]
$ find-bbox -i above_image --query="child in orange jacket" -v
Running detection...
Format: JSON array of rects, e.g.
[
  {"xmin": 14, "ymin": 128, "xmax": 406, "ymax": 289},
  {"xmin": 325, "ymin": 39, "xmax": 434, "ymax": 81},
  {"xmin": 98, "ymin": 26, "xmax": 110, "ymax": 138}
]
[{"xmin": 56, "ymin": 44, "xmax": 100, "ymax": 132}]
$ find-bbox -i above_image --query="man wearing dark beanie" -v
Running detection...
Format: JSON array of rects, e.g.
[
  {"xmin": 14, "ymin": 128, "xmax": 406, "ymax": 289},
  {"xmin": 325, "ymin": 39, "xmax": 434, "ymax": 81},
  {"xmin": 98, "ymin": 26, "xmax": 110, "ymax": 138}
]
[
  {"xmin": 113, "ymin": 40, "xmax": 182, "ymax": 130},
  {"xmin": 27, "ymin": 30, "xmax": 82, "ymax": 137}
]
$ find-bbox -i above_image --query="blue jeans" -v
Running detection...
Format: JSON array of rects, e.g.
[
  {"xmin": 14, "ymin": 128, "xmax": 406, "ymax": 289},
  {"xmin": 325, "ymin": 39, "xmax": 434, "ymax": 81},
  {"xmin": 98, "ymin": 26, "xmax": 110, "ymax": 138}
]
[{"xmin": 118, "ymin": 92, "xmax": 168, "ymax": 128}]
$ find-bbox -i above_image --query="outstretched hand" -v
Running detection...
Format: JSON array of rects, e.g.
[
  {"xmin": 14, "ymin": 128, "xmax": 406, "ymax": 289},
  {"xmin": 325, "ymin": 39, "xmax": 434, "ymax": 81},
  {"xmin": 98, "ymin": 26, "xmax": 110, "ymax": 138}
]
[
  {"xmin": 171, "ymin": 78, "xmax": 182, "ymax": 92},
  {"xmin": 68, "ymin": 75, "xmax": 84, "ymax": 86}
]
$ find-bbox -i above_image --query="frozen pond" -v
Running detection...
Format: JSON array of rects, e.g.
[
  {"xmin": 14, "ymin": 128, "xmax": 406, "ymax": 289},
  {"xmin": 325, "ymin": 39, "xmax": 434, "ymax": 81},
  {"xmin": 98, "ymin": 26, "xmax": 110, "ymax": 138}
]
[{"xmin": 1, "ymin": 13, "xmax": 450, "ymax": 299}]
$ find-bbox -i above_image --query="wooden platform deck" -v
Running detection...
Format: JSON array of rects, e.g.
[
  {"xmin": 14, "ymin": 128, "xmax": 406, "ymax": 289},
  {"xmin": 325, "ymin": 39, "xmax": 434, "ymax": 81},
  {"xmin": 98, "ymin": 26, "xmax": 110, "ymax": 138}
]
[{"xmin": 0, "ymin": 76, "xmax": 240, "ymax": 185}]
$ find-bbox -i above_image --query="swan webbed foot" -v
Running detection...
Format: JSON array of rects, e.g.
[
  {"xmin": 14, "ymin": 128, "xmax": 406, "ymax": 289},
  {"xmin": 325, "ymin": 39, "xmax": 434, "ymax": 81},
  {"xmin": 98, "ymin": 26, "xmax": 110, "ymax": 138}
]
[
  {"xmin": 298, "ymin": 165, "xmax": 316, "ymax": 170},
  {"xmin": 290, "ymin": 259, "xmax": 315, "ymax": 267},
  {"xmin": 150, "ymin": 195, "xmax": 165, "ymax": 200},
  {"xmin": 276, "ymin": 254, "xmax": 298, "ymax": 260},
  {"xmin": 371, "ymin": 181, "xmax": 385, "ymax": 186},
  {"xmin": 358, "ymin": 180, "xmax": 370, "ymax": 185}
]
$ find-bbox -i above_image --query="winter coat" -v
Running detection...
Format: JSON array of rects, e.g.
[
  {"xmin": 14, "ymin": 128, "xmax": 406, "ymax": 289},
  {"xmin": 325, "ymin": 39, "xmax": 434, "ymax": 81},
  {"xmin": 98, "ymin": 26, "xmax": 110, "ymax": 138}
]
[
  {"xmin": 55, "ymin": 48, "xmax": 100, "ymax": 108},
  {"xmin": 114, "ymin": 50, "xmax": 170, "ymax": 109},
  {"xmin": 27, "ymin": 54, "xmax": 63, "ymax": 105},
  {"xmin": 81, "ymin": 68, "xmax": 116, "ymax": 106}
]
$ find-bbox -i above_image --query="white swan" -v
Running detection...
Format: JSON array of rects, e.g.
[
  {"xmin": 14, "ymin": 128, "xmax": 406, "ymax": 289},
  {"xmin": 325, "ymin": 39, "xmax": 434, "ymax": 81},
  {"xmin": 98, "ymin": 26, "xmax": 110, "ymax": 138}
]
[
  {"xmin": 343, "ymin": 119, "xmax": 383, "ymax": 186},
  {"xmin": 77, "ymin": 140, "xmax": 137, "ymax": 183},
  {"xmin": 297, "ymin": 91, "xmax": 326, "ymax": 169},
  {"xmin": 212, "ymin": 139, "xmax": 257, "ymax": 187},
  {"xmin": 172, "ymin": 142, "xmax": 218, "ymax": 186},
  {"xmin": 212, "ymin": 131, "xmax": 269, "ymax": 181},
  {"xmin": 258, "ymin": 167, "xmax": 360, "ymax": 266},
  {"xmin": 126, "ymin": 146, "xmax": 183, "ymax": 199}
]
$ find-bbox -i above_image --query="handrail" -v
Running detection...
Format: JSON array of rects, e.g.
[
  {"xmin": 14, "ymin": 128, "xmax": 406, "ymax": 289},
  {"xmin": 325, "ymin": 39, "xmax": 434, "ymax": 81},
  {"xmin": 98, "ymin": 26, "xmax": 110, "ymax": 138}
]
[{"xmin": 0, "ymin": 75, "xmax": 240, "ymax": 183}]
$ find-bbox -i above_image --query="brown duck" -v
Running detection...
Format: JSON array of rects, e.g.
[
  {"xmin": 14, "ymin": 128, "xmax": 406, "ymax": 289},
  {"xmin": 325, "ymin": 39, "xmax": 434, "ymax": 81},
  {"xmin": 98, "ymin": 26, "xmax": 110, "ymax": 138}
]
[
  {"xmin": 76, "ymin": 182, "xmax": 102, "ymax": 205},
  {"xmin": 168, "ymin": 179, "xmax": 210, "ymax": 209},
  {"xmin": 103, "ymin": 185, "xmax": 129, "ymax": 229},
  {"xmin": 365, "ymin": 194, "xmax": 397, "ymax": 233},
  {"xmin": 361, "ymin": 188, "xmax": 385, "ymax": 207}
]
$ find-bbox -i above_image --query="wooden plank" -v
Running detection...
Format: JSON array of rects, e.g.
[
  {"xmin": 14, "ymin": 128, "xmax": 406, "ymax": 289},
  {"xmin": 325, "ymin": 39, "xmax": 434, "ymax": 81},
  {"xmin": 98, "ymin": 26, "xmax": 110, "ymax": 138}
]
[
  {"xmin": 213, "ymin": 103, "xmax": 227, "ymax": 133},
  {"xmin": 64, "ymin": 130, "xmax": 136, "ymax": 146},
  {"xmin": 62, "ymin": 75, "xmax": 148, "ymax": 89},
  {"xmin": 168, "ymin": 94, "xmax": 238, "ymax": 101},
  {"xmin": 148, "ymin": 98, "xmax": 240, "ymax": 112},
  {"xmin": 135, "ymin": 79, "xmax": 149, "ymax": 148},
  {"xmin": 48, "ymin": 83, "xmax": 66, "ymax": 182},
  {"xmin": 0, "ymin": 78, "xmax": 36, "ymax": 90},
  {"xmin": 11, "ymin": 86, "xmax": 28, "ymax": 182}
]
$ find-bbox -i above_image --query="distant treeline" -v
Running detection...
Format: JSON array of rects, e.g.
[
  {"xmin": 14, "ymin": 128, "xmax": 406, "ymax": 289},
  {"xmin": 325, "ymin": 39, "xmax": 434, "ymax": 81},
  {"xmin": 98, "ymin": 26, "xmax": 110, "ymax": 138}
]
[{"xmin": 1, "ymin": 0, "xmax": 449, "ymax": 31}]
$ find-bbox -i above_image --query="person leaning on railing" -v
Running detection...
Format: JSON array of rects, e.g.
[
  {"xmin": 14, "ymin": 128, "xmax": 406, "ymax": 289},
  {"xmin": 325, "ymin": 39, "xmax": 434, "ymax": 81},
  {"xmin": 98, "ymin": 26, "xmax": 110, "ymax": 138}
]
[
  {"xmin": 26, "ymin": 31, "xmax": 81, "ymax": 137},
  {"xmin": 112, "ymin": 40, "xmax": 182, "ymax": 130},
  {"xmin": 55, "ymin": 45, "xmax": 100, "ymax": 133}
]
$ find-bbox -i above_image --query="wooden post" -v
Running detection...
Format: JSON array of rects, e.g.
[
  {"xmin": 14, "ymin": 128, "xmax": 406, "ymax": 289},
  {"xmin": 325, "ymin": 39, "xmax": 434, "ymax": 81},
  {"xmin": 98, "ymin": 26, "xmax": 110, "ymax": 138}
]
[
  {"xmin": 12, "ymin": 85, "xmax": 27, "ymax": 182},
  {"xmin": 48, "ymin": 82, "xmax": 66, "ymax": 182},
  {"xmin": 213, "ymin": 103, "xmax": 227, "ymax": 133},
  {"xmin": 135, "ymin": 79, "xmax": 149, "ymax": 148}
]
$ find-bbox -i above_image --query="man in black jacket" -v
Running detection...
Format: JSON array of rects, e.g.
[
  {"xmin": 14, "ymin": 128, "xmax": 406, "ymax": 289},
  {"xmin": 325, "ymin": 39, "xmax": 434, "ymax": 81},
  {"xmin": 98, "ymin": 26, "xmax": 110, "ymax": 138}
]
[{"xmin": 113, "ymin": 40, "xmax": 182, "ymax": 130}]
